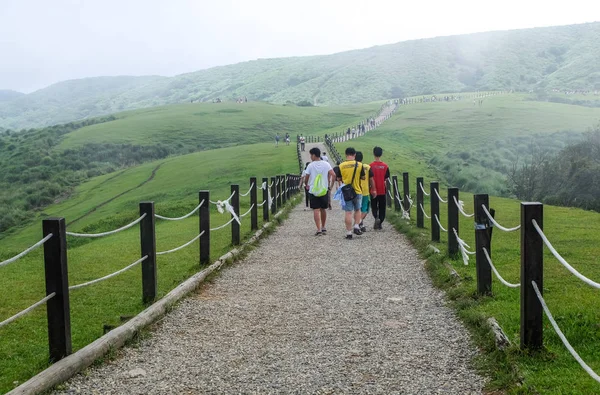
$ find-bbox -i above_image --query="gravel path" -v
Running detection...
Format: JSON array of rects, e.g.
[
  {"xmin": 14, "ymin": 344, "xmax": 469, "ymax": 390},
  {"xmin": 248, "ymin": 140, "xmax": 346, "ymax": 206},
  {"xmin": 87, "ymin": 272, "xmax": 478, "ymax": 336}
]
[{"xmin": 55, "ymin": 153, "xmax": 486, "ymax": 394}]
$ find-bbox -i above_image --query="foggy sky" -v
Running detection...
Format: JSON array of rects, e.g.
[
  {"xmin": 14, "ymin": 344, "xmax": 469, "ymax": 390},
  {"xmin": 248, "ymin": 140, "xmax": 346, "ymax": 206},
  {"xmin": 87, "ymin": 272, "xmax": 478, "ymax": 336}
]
[{"xmin": 1, "ymin": 0, "xmax": 598, "ymax": 93}]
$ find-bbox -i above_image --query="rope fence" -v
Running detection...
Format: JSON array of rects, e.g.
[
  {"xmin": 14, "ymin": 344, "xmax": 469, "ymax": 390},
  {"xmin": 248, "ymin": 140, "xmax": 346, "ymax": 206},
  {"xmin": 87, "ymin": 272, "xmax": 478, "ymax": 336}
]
[
  {"xmin": 453, "ymin": 196, "xmax": 474, "ymax": 218},
  {"xmin": 434, "ymin": 214, "xmax": 447, "ymax": 232},
  {"xmin": 482, "ymin": 205, "xmax": 520, "ymax": 232},
  {"xmin": 483, "ymin": 248, "xmax": 520, "ymax": 288},
  {"xmin": 532, "ymin": 220, "xmax": 600, "ymax": 289},
  {"xmin": 0, "ymin": 233, "xmax": 53, "ymax": 268},
  {"xmin": 434, "ymin": 188, "xmax": 447, "ymax": 203},
  {"xmin": 0, "ymin": 292, "xmax": 56, "ymax": 329},
  {"xmin": 66, "ymin": 214, "xmax": 146, "ymax": 238},
  {"xmin": 69, "ymin": 256, "xmax": 148, "ymax": 291},
  {"xmin": 0, "ymin": 172, "xmax": 302, "ymax": 368},
  {"xmin": 532, "ymin": 281, "xmax": 600, "ymax": 383},
  {"xmin": 155, "ymin": 200, "xmax": 205, "ymax": 221}
]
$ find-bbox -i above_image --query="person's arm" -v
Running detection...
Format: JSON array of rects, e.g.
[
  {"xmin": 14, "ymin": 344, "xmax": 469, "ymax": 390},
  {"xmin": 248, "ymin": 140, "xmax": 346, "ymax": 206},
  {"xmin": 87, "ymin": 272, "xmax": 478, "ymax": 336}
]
[
  {"xmin": 385, "ymin": 168, "xmax": 390, "ymax": 180},
  {"xmin": 328, "ymin": 169, "xmax": 336, "ymax": 189},
  {"xmin": 369, "ymin": 169, "xmax": 376, "ymax": 197},
  {"xmin": 360, "ymin": 165, "xmax": 366, "ymax": 180}
]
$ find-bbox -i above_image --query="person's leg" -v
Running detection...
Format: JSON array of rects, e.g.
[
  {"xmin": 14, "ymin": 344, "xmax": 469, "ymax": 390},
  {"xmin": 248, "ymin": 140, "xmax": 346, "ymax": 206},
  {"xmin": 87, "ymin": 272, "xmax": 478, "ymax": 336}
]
[
  {"xmin": 344, "ymin": 198, "xmax": 354, "ymax": 235},
  {"xmin": 313, "ymin": 209, "xmax": 321, "ymax": 232},
  {"xmin": 371, "ymin": 197, "xmax": 379, "ymax": 219},
  {"xmin": 320, "ymin": 208, "xmax": 327, "ymax": 230},
  {"xmin": 305, "ymin": 189, "xmax": 309, "ymax": 207},
  {"xmin": 352, "ymin": 195, "xmax": 363, "ymax": 234},
  {"xmin": 378, "ymin": 195, "xmax": 387, "ymax": 224}
]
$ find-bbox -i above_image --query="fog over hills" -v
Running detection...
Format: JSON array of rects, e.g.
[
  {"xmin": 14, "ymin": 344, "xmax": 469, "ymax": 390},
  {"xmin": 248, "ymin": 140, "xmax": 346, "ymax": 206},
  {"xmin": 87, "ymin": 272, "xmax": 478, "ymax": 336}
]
[{"xmin": 1, "ymin": 22, "xmax": 599, "ymax": 129}]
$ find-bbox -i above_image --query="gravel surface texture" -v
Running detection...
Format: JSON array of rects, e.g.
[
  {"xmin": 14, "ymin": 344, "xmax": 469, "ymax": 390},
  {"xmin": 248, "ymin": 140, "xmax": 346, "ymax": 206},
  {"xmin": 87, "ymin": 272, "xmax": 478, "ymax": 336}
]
[{"xmin": 55, "ymin": 131, "xmax": 485, "ymax": 395}]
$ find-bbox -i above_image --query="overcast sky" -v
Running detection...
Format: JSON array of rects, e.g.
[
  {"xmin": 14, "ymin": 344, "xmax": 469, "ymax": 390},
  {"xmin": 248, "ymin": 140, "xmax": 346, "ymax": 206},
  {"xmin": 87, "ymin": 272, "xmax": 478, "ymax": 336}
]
[{"xmin": 1, "ymin": 0, "xmax": 599, "ymax": 93}]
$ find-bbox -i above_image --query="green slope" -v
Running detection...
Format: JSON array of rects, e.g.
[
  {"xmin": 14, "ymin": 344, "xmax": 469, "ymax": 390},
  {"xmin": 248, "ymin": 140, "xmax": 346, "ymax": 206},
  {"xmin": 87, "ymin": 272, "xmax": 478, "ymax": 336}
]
[
  {"xmin": 333, "ymin": 96, "xmax": 600, "ymax": 393},
  {"xmin": 0, "ymin": 101, "xmax": 378, "ymax": 235},
  {"xmin": 0, "ymin": 142, "xmax": 298, "ymax": 392},
  {"xmin": 2, "ymin": 23, "xmax": 600, "ymax": 129}
]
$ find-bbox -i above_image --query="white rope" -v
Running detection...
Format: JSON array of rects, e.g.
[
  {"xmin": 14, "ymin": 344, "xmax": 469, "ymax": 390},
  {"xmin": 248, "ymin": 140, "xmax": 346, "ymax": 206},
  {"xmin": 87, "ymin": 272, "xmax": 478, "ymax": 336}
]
[
  {"xmin": 261, "ymin": 182, "xmax": 267, "ymax": 190},
  {"xmin": 453, "ymin": 228, "xmax": 474, "ymax": 266},
  {"xmin": 209, "ymin": 190, "xmax": 236, "ymax": 205},
  {"xmin": 240, "ymin": 204, "xmax": 255, "ymax": 218},
  {"xmin": 420, "ymin": 203, "xmax": 431, "ymax": 219},
  {"xmin": 532, "ymin": 220, "xmax": 600, "ymax": 289},
  {"xmin": 66, "ymin": 214, "xmax": 147, "ymax": 238},
  {"xmin": 155, "ymin": 200, "xmax": 205, "ymax": 221},
  {"xmin": 239, "ymin": 183, "xmax": 255, "ymax": 197},
  {"xmin": 393, "ymin": 180, "xmax": 410, "ymax": 220},
  {"xmin": 419, "ymin": 182, "xmax": 430, "ymax": 196},
  {"xmin": 0, "ymin": 292, "xmax": 56, "ymax": 329},
  {"xmin": 70, "ymin": 256, "xmax": 147, "ymax": 290},
  {"xmin": 257, "ymin": 200, "xmax": 267, "ymax": 207},
  {"xmin": 157, "ymin": 231, "xmax": 205, "ymax": 256},
  {"xmin": 531, "ymin": 281, "xmax": 600, "ymax": 383},
  {"xmin": 482, "ymin": 205, "xmax": 520, "ymax": 232},
  {"xmin": 483, "ymin": 248, "xmax": 520, "ymax": 288},
  {"xmin": 210, "ymin": 217, "xmax": 236, "ymax": 231},
  {"xmin": 453, "ymin": 196, "xmax": 474, "ymax": 218},
  {"xmin": 434, "ymin": 214, "xmax": 447, "ymax": 232},
  {"xmin": 0, "ymin": 233, "xmax": 53, "ymax": 268},
  {"xmin": 268, "ymin": 181, "xmax": 274, "ymax": 188},
  {"xmin": 434, "ymin": 188, "xmax": 447, "ymax": 203}
]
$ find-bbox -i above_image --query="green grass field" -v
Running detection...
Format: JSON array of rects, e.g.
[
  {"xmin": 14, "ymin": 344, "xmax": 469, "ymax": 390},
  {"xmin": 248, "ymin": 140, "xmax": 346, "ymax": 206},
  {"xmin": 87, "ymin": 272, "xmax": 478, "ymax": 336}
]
[
  {"xmin": 58, "ymin": 101, "xmax": 380, "ymax": 150},
  {"xmin": 0, "ymin": 142, "xmax": 299, "ymax": 393},
  {"xmin": 333, "ymin": 96, "xmax": 600, "ymax": 393}
]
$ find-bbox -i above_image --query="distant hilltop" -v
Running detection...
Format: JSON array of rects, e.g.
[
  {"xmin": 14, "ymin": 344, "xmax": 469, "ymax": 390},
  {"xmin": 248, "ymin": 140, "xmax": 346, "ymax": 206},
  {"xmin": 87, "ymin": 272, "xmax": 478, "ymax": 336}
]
[{"xmin": 1, "ymin": 22, "xmax": 599, "ymax": 130}]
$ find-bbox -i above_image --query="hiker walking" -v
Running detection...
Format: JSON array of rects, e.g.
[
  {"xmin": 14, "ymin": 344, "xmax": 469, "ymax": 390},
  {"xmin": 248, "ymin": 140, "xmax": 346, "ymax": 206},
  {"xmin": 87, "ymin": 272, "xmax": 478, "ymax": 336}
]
[
  {"xmin": 321, "ymin": 151, "xmax": 329, "ymax": 163},
  {"xmin": 336, "ymin": 147, "xmax": 365, "ymax": 239},
  {"xmin": 301, "ymin": 162, "xmax": 311, "ymax": 209},
  {"xmin": 299, "ymin": 134, "xmax": 306, "ymax": 151},
  {"xmin": 369, "ymin": 146, "xmax": 390, "ymax": 229},
  {"xmin": 285, "ymin": 132, "xmax": 290, "ymax": 145},
  {"xmin": 275, "ymin": 133, "xmax": 280, "ymax": 147},
  {"xmin": 303, "ymin": 147, "xmax": 335, "ymax": 235},
  {"xmin": 355, "ymin": 151, "xmax": 375, "ymax": 233}
]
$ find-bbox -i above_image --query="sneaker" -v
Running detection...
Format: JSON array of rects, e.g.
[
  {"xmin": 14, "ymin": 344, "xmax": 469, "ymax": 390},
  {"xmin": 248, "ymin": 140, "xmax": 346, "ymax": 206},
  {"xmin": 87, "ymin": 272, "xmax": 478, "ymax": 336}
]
[
  {"xmin": 360, "ymin": 226, "xmax": 367, "ymax": 233},
  {"xmin": 345, "ymin": 234, "xmax": 353, "ymax": 240},
  {"xmin": 321, "ymin": 228, "xmax": 327, "ymax": 234},
  {"xmin": 374, "ymin": 218, "xmax": 381, "ymax": 230},
  {"xmin": 314, "ymin": 231, "xmax": 322, "ymax": 236},
  {"xmin": 353, "ymin": 228, "xmax": 362, "ymax": 236}
]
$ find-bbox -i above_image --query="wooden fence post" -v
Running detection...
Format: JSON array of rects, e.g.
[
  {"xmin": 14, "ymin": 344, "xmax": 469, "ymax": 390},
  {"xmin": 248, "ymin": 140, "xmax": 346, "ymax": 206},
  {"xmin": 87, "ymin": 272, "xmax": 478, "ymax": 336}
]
[
  {"xmin": 386, "ymin": 179, "xmax": 392, "ymax": 208},
  {"xmin": 416, "ymin": 177, "xmax": 424, "ymax": 228},
  {"xmin": 282, "ymin": 175, "xmax": 287, "ymax": 205},
  {"xmin": 448, "ymin": 188, "xmax": 459, "ymax": 257},
  {"xmin": 285, "ymin": 174, "xmax": 290, "ymax": 201},
  {"xmin": 199, "ymin": 191, "xmax": 210, "ymax": 264},
  {"xmin": 43, "ymin": 217, "xmax": 72, "ymax": 362},
  {"xmin": 139, "ymin": 202, "xmax": 156, "ymax": 304},
  {"xmin": 402, "ymin": 172, "xmax": 410, "ymax": 217},
  {"xmin": 521, "ymin": 202, "xmax": 544, "ymax": 350},
  {"xmin": 392, "ymin": 175, "xmax": 400, "ymax": 212},
  {"xmin": 430, "ymin": 182, "xmax": 440, "ymax": 242},
  {"xmin": 262, "ymin": 178, "xmax": 269, "ymax": 222},
  {"xmin": 250, "ymin": 177, "xmax": 258, "ymax": 231},
  {"xmin": 276, "ymin": 176, "xmax": 282, "ymax": 208},
  {"xmin": 474, "ymin": 194, "xmax": 492, "ymax": 295},
  {"xmin": 231, "ymin": 185, "xmax": 240, "ymax": 246},
  {"xmin": 271, "ymin": 177, "xmax": 277, "ymax": 215}
]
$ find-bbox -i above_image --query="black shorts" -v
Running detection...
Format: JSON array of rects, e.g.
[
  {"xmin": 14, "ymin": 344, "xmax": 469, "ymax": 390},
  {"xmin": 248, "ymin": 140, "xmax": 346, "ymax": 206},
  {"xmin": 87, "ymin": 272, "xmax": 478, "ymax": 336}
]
[{"xmin": 309, "ymin": 193, "xmax": 329, "ymax": 209}]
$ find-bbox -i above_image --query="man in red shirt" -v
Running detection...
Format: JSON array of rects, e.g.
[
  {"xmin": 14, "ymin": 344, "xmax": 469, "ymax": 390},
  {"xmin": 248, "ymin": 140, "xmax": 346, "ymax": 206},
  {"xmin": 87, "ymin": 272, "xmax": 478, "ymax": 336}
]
[{"xmin": 369, "ymin": 146, "xmax": 390, "ymax": 229}]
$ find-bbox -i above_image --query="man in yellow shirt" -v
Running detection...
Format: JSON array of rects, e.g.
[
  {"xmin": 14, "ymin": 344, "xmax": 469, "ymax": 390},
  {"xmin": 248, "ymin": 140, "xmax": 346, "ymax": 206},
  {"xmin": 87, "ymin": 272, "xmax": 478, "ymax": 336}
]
[
  {"xmin": 335, "ymin": 147, "xmax": 365, "ymax": 239},
  {"xmin": 355, "ymin": 151, "xmax": 375, "ymax": 233}
]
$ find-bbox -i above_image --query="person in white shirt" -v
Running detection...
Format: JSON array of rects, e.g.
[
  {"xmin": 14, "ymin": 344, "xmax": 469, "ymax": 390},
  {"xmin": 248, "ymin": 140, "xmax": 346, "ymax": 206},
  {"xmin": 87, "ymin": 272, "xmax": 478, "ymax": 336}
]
[
  {"xmin": 303, "ymin": 147, "xmax": 335, "ymax": 236},
  {"xmin": 321, "ymin": 152, "xmax": 329, "ymax": 163}
]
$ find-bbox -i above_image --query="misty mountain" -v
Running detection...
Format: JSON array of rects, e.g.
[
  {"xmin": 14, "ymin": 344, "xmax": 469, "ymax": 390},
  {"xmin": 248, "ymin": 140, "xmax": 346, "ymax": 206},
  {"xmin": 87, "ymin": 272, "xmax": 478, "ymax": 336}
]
[
  {"xmin": 0, "ymin": 89, "xmax": 25, "ymax": 102},
  {"xmin": 2, "ymin": 22, "xmax": 600, "ymax": 129}
]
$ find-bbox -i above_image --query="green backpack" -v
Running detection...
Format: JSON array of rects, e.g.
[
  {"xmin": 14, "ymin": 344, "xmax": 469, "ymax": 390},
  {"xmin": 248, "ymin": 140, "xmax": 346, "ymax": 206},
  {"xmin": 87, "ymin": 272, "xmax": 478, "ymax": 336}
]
[{"xmin": 312, "ymin": 173, "xmax": 328, "ymax": 197}]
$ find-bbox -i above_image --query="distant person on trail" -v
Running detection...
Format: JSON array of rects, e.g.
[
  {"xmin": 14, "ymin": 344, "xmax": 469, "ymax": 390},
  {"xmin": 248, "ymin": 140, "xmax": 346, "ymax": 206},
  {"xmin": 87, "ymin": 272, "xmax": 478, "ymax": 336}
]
[
  {"xmin": 369, "ymin": 146, "xmax": 390, "ymax": 230},
  {"xmin": 285, "ymin": 132, "xmax": 290, "ymax": 145},
  {"xmin": 275, "ymin": 133, "xmax": 280, "ymax": 147},
  {"xmin": 336, "ymin": 147, "xmax": 365, "ymax": 239},
  {"xmin": 300, "ymin": 134, "xmax": 306, "ymax": 151},
  {"xmin": 303, "ymin": 147, "xmax": 335, "ymax": 236},
  {"xmin": 321, "ymin": 151, "xmax": 329, "ymax": 162},
  {"xmin": 355, "ymin": 151, "xmax": 375, "ymax": 233}
]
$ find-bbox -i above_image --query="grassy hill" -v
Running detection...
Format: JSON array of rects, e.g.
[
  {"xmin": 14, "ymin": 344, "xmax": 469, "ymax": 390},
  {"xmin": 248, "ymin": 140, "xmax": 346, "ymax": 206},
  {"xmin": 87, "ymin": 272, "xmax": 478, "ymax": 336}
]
[
  {"xmin": 332, "ymin": 96, "xmax": 600, "ymax": 393},
  {"xmin": 0, "ymin": 142, "xmax": 301, "ymax": 393},
  {"xmin": 0, "ymin": 90, "xmax": 24, "ymax": 102},
  {"xmin": 0, "ymin": 101, "xmax": 378, "ymax": 235},
  {"xmin": 2, "ymin": 22, "xmax": 600, "ymax": 129}
]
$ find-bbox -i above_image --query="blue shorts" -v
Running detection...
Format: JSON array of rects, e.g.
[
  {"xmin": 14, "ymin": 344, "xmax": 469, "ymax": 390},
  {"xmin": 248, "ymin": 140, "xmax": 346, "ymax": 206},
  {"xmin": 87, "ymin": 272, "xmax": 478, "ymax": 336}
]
[{"xmin": 343, "ymin": 194, "xmax": 363, "ymax": 212}]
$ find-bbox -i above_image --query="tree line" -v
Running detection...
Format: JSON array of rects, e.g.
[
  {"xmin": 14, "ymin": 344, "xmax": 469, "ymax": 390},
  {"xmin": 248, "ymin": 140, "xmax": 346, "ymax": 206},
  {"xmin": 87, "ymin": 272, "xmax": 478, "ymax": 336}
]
[{"xmin": 508, "ymin": 125, "xmax": 600, "ymax": 211}]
